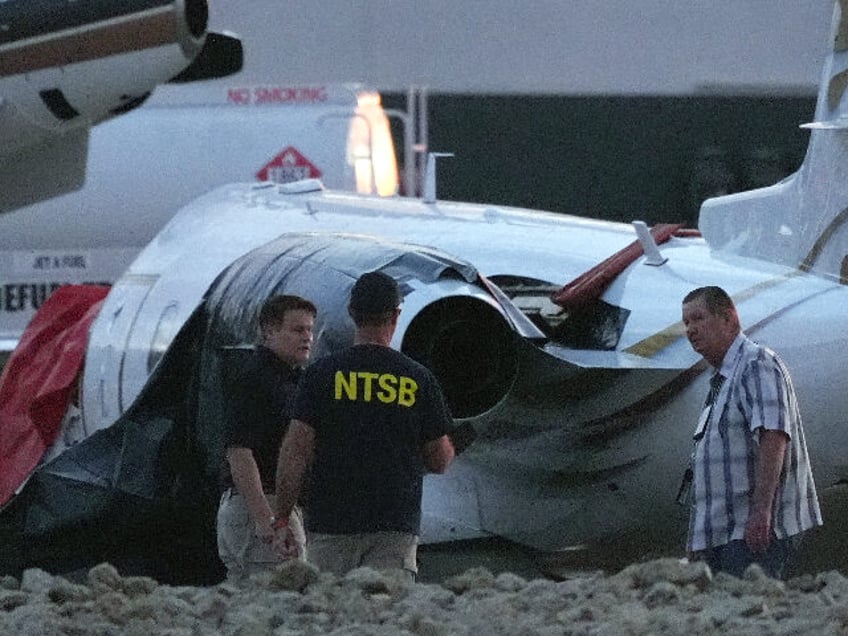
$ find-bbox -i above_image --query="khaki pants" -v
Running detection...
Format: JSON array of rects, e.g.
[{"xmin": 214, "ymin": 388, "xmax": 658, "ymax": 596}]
[
  {"xmin": 308, "ymin": 531, "xmax": 418, "ymax": 581},
  {"xmin": 216, "ymin": 489, "xmax": 306, "ymax": 583}
]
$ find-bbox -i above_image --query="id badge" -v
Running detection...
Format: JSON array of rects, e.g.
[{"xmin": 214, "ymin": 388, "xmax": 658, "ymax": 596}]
[{"xmin": 693, "ymin": 405, "xmax": 711, "ymax": 440}]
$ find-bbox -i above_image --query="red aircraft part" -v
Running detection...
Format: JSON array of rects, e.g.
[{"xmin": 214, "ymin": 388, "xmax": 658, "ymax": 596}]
[
  {"xmin": 0, "ymin": 284, "xmax": 109, "ymax": 507},
  {"xmin": 551, "ymin": 223, "xmax": 684, "ymax": 310}
]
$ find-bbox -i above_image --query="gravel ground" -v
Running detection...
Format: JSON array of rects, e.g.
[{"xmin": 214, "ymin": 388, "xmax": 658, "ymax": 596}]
[{"xmin": 3, "ymin": 557, "xmax": 848, "ymax": 635}]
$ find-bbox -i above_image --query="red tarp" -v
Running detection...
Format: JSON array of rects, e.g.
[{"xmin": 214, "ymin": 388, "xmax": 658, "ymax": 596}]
[
  {"xmin": 0, "ymin": 285, "xmax": 109, "ymax": 507},
  {"xmin": 551, "ymin": 223, "xmax": 684, "ymax": 310}
]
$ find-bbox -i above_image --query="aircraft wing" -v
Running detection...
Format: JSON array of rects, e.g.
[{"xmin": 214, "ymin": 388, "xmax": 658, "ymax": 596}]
[{"xmin": 0, "ymin": 0, "xmax": 242, "ymax": 214}]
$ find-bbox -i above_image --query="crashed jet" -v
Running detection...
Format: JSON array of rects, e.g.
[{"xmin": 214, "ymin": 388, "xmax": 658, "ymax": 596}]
[{"xmin": 2, "ymin": 0, "xmax": 848, "ymax": 583}]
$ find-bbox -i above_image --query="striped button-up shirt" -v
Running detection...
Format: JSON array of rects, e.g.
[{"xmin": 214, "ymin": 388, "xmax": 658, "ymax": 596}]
[{"xmin": 688, "ymin": 333, "xmax": 822, "ymax": 552}]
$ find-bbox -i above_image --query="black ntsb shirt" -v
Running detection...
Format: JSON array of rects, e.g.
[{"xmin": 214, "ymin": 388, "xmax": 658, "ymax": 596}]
[
  {"xmin": 291, "ymin": 343, "xmax": 452, "ymax": 534},
  {"xmin": 221, "ymin": 345, "xmax": 301, "ymax": 491}
]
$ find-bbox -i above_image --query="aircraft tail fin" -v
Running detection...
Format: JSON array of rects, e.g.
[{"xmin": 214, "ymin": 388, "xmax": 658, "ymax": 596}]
[
  {"xmin": 808, "ymin": 0, "xmax": 848, "ymax": 131},
  {"xmin": 699, "ymin": 0, "xmax": 848, "ymax": 283}
]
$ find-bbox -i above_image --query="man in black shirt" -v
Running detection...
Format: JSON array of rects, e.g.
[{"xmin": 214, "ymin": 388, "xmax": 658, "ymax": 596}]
[
  {"xmin": 216, "ymin": 294, "xmax": 316, "ymax": 582},
  {"xmin": 273, "ymin": 271, "xmax": 455, "ymax": 580}
]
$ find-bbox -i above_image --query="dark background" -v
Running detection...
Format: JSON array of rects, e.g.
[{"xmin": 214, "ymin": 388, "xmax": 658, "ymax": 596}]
[{"xmin": 384, "ymin": 93, "xmax": 817, "ymax": 228}]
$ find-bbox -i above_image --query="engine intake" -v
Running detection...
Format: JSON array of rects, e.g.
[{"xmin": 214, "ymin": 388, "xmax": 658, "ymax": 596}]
[{"xmin": 401, "ymin": 295, "xmax": 518, "ymax": 419}]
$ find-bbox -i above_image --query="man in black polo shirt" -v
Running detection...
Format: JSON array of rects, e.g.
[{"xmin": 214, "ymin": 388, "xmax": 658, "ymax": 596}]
[
  {"xmin": 216, "ymin": 294, "xmax": 316, "ymax": 582},
  {"xmin": 273, "ymin": 271, "xmax": 455, "ymax": 580}
]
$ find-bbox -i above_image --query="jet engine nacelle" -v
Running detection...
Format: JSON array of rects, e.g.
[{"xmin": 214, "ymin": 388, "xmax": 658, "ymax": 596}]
[
  {"xmin": 0, "ymin": 0, "xmax": 232, "ymax": 214},
  {"xmin": 166, "ymin": 231, "xmax": 525, "ymax": 450},
  {"xmin": 1, "ymin": 0, "xmax": 208, "ymax": 143}
]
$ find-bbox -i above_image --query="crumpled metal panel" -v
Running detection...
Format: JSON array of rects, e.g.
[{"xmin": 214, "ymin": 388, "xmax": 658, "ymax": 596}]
[
  {"xmin": 0, "ymin": 306, "xmax": 213, "ymax": 583},
  {"xmin": 196, "ymin": 232, "xmax": 486, "ymax": 489}
]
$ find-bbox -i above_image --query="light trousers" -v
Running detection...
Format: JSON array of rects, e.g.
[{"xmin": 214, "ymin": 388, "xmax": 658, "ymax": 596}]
[{"xmin": 216, "ymin": 489, "xmax": 306, "ymax": 582}]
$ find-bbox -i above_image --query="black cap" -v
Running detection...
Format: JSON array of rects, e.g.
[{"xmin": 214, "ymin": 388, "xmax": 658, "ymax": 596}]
[{"xmin": 349, "ymin": 271, "xmax": 401, "ymax": 314}]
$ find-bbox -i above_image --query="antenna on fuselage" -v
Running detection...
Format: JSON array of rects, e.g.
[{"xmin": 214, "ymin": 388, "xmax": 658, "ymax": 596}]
[
  {"xmin": 633, "ymin": 220, "xmax": 669, "ymax": 266},
  {"xmin": 422, "ymin": 152, "xmax": 454, "ymax": 204}
]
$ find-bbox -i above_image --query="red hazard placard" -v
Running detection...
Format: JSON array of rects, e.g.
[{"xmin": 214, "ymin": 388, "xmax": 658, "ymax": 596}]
[{"xmin": 256, "ymin": 146, "xmax": 322, "ymax": 183}]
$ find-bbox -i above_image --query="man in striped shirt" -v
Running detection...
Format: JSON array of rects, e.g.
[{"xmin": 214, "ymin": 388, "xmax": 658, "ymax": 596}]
[{"xmin": 681, "ymin": 286, "xmax": 822, "ymax": 579}]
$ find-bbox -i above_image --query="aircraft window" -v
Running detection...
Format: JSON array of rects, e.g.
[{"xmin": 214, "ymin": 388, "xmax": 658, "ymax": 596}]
[
  {"xmin": 39, "ymin": 88, "xmax": 80, "ymax": 121},
  {"xmin": 100, "ymin": 349, "xmax": 112, "ymax": 419},
  {"xmin": 488, "ymin": 275, "xmax": 629, "ymax": 351},
  {"xmin": 148, "ymin": 302, "xmax": 180, "ymax": 373}
]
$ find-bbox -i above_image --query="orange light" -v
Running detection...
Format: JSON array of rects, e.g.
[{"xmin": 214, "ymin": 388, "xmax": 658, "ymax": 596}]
[{"xmin": 350, "ymin": 92, "xmax": 399, "ymax": 196}]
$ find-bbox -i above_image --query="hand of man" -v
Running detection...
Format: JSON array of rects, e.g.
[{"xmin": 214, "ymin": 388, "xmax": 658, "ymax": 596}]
[
  {"xmin": 744, "ymin": 508, "xmax": 773, "ymax": 553},
  {"xmin": 271, "ymin": 522, "xmax": 300, "ymax": 560},
  {"xmin": 255, "ymin": 518, "xmax": 275, "ymax": 545}
]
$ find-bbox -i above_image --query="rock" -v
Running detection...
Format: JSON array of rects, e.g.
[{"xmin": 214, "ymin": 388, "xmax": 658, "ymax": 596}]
[
  {"xmin": 88, "ymin": 562, "xmax": 123, "ymax": 591},
  {"xmin": 0, "ymin": 576, "xmax": 18, "ymax": 591},
  {"xmin": 20, "ymin": 568, "xmax": 56, "ymax": 594},
  {"xmin": 47, "ymin": 579, "xmax": 93, "ymax": 604},
  {"xmin": 0, "ymin": 590, "xmax": 28, "ymax": 611},
  {"xmin": 612, "ymin": 558, "xmax": 713, "ymax": 592},
  {"xmin": 1, "ymin": 557, "xmax": 847, "ymax": 634},
  {"xmin": 443, "ymin": 567, "xmax": 496, "ymax": 594},
  {"xmin": 266, "ymin": 559, "xmax": 320, "ymax": 592},
  {"xmin": 342, "ymin": 566, "xmax": 412, "ymax": 596}
]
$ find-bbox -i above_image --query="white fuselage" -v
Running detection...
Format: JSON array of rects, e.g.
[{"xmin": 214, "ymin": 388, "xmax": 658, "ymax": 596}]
[{"xmin": 80, "ymin": 181, "xmax": 848, "ymax": 552}]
